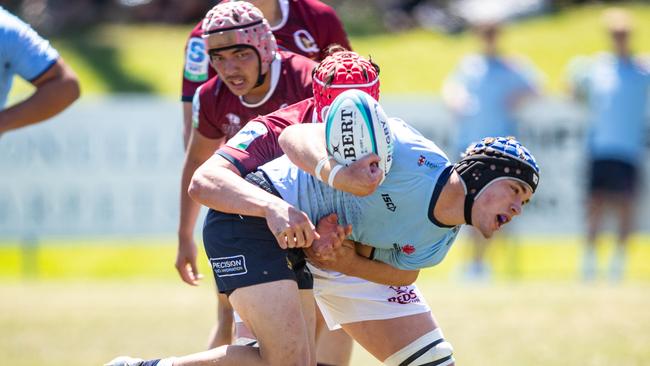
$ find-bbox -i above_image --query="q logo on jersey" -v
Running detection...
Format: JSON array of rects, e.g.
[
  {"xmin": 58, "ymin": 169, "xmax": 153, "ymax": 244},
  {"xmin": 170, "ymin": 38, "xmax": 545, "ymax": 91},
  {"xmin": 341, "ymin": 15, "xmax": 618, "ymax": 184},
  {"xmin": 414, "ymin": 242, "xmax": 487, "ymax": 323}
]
[{"xmin": 293, "ymin": 29, "xmax": 319, "ymax": 54}]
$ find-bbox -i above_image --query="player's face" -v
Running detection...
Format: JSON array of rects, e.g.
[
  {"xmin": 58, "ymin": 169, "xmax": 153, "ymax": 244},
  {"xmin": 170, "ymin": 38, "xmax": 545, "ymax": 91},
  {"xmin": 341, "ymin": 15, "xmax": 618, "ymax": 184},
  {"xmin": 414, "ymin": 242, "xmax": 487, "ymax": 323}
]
[
  {"xmin": 611, "ymin": 30, "xmax": 630, "ymax": 52},
  {"xmin": 471, "ymin": 179, "xmax": 532, "ymax": 238},
  {"xmin": 209, "ymin": 47, "xmax": 261, "ymax": 96}
]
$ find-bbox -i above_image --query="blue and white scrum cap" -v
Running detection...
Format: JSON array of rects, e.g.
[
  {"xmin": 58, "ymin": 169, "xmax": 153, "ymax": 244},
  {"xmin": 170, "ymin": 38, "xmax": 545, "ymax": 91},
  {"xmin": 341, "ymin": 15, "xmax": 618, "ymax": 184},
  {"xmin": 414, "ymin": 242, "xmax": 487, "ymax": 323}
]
[{"xmin": 453, "ymin": 136, "xmax": 540, "ymax": 225}]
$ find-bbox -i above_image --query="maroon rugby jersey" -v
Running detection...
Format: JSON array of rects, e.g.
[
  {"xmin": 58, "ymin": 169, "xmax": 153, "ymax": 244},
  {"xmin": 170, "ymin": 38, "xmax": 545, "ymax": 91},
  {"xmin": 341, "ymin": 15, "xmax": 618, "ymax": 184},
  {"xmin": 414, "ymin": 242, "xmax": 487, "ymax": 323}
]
[
  {"xmin": 217, "ymin": 98, "xmax": 316, "ymax": 175},
  {"xmin": 193, "ymin": 50, "xmax": 315, "ymax": 140},
  {"xmin": 181, "ymin": 0, "xmax": 351, "ymax": 101}
]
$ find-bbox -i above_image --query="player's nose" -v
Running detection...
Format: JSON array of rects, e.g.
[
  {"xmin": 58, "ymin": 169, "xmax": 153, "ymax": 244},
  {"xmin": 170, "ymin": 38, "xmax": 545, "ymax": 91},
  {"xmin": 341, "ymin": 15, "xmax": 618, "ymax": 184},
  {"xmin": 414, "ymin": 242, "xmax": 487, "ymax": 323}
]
[{"xmin": 510, "ymin": 201, "xmax": 522, "ymax": 216}]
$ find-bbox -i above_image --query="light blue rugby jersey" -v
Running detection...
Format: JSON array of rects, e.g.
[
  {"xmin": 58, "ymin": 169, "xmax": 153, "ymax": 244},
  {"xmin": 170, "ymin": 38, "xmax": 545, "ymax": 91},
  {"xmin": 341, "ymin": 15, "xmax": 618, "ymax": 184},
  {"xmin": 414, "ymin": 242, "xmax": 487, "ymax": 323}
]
[
  {"xmin": 447, "ymin": 54, "xmax": 538, "ymax": 156},
  {"xmin": 569, "ymin": 53, "xmax": 650, "ymax": 164},
  {"xmin": 0, "ymin": 7, "xmax": 59, "ymax": 108},
  {"xmin": 260, "ymin": 118, "xmax": 461, "ymax": 270}
]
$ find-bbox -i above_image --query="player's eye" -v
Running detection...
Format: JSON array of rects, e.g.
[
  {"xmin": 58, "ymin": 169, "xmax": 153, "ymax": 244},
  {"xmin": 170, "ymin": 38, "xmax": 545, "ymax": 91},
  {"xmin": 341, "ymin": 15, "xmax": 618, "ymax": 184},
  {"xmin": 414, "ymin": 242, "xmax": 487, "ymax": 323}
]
[
  {"xmin": 511, "ymin": 185, "xmax": 520, "ymax": 195},
  {"xmin": 234, "ymin": 50, "xmax": 250, "ymax": 59}
]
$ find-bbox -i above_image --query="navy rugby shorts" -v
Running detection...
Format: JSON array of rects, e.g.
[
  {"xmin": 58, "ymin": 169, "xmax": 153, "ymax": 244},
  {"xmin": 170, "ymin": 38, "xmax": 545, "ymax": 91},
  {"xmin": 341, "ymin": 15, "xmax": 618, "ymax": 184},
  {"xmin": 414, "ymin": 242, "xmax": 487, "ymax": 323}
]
[
  {"xmin": 589, "ymin": 158, "xmax": 639, "ymax": 195},
  {"xmin": 202, "ymin": 170, "xmax": 312, "ymax": 295}
]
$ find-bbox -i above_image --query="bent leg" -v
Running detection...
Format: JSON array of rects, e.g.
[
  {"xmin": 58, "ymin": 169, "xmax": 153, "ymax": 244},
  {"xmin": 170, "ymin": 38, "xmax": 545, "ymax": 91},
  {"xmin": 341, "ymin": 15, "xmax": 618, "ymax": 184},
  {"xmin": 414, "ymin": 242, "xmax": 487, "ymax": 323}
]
[
  {"xmin": 315, "ymin": 306, "xmax": 353, "ymax": 366},
  {"xmin": 342, "ymin": 312, "xmax": 450, "ymax": 363},
  {"xmin": 174, "ymin": 280, "xmax": 312, "ymax": 366},
  {"xmin": 207, "ymin": 293, "xmax": 234, "ymax": 349}
]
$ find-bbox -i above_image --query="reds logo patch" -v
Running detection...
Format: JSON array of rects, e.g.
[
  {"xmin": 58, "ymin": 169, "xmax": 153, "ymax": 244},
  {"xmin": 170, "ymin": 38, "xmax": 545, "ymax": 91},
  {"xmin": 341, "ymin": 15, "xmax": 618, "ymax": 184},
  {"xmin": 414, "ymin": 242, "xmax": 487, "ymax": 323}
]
[
  {"xmin": 387, "ymin": 286, "xmax": 421, "ymax": 304},
  {"xmin": 221, "ymin": 113, "xmax": 242, "ymax": 138}
]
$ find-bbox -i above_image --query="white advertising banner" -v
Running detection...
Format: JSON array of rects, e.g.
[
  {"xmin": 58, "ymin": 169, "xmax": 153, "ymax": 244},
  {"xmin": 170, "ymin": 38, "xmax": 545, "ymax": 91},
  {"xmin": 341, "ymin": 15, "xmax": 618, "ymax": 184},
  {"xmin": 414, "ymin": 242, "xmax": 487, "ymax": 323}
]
[{"xmin": 1, "ymin": 95, "xmax": 648, "ymax": 238}]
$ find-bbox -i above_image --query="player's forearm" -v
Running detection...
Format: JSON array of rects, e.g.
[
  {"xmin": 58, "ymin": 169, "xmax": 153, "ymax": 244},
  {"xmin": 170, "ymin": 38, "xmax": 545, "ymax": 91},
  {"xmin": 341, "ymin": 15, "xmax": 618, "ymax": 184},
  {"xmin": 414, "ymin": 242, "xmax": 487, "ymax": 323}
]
[
  {"xmin": 340, "ymin": 255, "xmax": 419, "ymax": 286},
  {"xmin": 189, "ymin": 159, "xmax": 285, "ymax": 218},
  {"xmin": 178, "ymin": 159, "xmax": 204, "ymax": 239},
  {"xmin": 0, "ymin": 65, "xmax": 79, "ymax": 133},
  {"xmin": 279, "ymin": 123, "xmax": 328, "ymax": 175},
  {"xmin": 279, "ymin": 123, "xmax": 379, "ymax": 196},
  {"xmin": 181, "ymin": 102, "xmax": 193, "ymax": 150}
]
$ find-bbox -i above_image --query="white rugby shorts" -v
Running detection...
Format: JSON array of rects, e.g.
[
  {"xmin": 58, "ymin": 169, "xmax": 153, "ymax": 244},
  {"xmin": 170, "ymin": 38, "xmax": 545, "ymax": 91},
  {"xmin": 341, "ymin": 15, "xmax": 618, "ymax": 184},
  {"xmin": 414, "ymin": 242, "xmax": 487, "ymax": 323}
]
[{"xmin": 309, "ymin": 263, "xmax": 431, "ymax": 330}]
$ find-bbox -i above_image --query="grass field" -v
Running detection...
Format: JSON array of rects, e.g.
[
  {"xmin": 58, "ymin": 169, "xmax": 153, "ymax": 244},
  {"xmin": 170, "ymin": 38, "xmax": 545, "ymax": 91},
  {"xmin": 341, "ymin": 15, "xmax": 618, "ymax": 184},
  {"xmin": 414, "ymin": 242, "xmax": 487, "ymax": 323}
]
[
  {"xmin": 2, "ymin": 235, "xmax": 650, "ymax": 281},
  {"xmin": 8, "ymin": 3, "xmax": 650, "ymax": 99},
  {"xmin": 2, "ymin": 237, "xmax": 650, "ymax": 365},
  {"xmin": 1, "ymin": 279, "xmax": 649, "ymax": 366}
]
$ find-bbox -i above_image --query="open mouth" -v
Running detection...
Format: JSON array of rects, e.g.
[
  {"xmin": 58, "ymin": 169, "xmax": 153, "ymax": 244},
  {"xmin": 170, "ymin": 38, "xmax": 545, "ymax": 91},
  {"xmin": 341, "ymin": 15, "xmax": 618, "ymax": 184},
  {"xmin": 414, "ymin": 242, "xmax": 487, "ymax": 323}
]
[
  {"xmin": 226, "ymin": 76, "xmax": 246, "ymax": 87},
  {"xmin": 496, "ymin": 214, "xmax": 510, "ymax": 229}
]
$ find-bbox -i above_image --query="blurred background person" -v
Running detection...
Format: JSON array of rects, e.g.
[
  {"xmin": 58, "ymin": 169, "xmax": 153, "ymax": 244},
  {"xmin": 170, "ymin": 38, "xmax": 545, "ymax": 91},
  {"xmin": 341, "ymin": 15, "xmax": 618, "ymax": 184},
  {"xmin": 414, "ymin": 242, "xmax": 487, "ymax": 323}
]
[
  {"xmin": 0, "ymin": 6, "xmax": 80, "ymax": 137},
  {"xmin": 567, "ymin": 8, "xmax": 650, "ymax": 282},
  {"xmin": 442, "ymin": 16, "xmax": 540, "ymax": 280}
]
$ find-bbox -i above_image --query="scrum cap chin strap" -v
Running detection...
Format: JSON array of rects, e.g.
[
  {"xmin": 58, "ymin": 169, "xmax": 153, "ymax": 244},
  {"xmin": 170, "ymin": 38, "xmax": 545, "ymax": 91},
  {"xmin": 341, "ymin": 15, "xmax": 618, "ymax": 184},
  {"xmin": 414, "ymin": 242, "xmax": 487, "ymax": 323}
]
[{"xmin": 453, "ymin": 150, "xmax": 539, "ymax": 225}]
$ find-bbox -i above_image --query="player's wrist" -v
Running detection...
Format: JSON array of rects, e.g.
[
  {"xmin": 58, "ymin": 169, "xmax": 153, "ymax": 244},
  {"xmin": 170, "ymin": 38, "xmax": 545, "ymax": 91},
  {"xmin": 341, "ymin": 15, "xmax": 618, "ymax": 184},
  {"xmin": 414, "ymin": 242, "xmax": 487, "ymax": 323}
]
[
  {"xmin": 177, "ymin": 229, "xmax": 195, "ymax": 242},
  {"xmin": 315, "ymin": 155, "xmax": 343, "ymax": 188},
  {"xmin": 314, "ymin": 156, "xmax": 336, "ymax": 182}
]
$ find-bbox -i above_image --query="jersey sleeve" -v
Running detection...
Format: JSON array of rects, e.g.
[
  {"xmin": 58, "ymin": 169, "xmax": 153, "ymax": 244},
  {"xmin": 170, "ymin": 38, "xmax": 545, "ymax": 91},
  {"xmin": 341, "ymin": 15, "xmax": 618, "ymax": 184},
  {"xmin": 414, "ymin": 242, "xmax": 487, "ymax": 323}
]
[
  {"xmin": 9, "ymin": 18, "xmax": 59, "ymax": 82},
  {"xmin": 216, "ymin": 118, "xmax": 284, "ymax": 176},
  {"xmin": 192, "ymin": 84, "xmax": 225, "ymax": 139},
  {"xmin": 181, "ymin": 23, "xmax": 210, "ymax": 102}
]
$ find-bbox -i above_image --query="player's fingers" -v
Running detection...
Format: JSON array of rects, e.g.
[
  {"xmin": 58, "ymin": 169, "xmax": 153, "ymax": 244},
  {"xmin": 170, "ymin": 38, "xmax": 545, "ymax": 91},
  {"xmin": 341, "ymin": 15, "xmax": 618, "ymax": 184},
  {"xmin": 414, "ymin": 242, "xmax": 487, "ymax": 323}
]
[
  {"xmin": 324, "ymin": 213, "xmax": 338, "ymax": 224},
  {"xmin": 344, "ymin": 224, "xmax": 353, "ymax": 236},
  {"xmin": 293, "ymin": 228, "xmax": 307, "ymax": 248},
  {"xmin": 361, "ymin": 153, "xmax": 381, "ymax": 165},
  {"xmin": 190, "ymin": 263, "xmax": 202, "ymax": 283},
  {"xmin": 303, "ymin": 227, "xmax": 316, "ymax": 248},
  {"xmin": 332, "ymin": 227, "xmax": 346, "ymax": 248},
  {"xmin": 275, "ymin": 231, "xmax": 288, "ymax": 249},
  {"xmin": 177, "ymin": 265, "xmax": 197, "ymax": 286},
  {"xmin": 309, "ymin": 220, "xmax": 320, "ymax": 242}
]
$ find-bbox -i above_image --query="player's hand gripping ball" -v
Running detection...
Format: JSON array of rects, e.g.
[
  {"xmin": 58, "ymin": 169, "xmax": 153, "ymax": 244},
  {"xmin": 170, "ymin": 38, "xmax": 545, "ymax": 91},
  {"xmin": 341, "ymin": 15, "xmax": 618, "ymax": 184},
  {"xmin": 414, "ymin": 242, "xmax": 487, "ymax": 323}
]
[{"xmin": 324, "ymin": 89, "xmax": 393, "ymax": 183}]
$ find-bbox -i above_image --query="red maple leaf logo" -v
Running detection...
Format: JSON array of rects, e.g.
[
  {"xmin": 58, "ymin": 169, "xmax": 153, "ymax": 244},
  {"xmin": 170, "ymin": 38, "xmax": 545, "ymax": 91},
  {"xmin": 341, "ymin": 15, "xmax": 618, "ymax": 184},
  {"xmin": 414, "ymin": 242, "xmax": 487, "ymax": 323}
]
[{"xmin": 402, "ymin": 244, "xmax": 415, "ymax": 255}]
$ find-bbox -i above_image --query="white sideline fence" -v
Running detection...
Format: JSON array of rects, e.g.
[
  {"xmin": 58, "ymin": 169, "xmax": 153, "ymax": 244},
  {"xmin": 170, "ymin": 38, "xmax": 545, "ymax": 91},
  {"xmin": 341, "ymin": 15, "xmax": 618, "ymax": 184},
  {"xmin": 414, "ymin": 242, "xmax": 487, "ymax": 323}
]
[{"xmin": 1, "ymin": 95, "xmax": 649, "ymax": 239}]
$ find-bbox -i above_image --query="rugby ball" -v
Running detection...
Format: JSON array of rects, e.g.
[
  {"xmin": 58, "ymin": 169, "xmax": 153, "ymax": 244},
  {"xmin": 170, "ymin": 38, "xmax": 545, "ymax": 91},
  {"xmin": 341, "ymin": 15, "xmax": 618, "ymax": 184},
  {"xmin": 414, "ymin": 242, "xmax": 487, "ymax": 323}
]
[{"xmin": 324, "ymin": 89, "xmax": 393, "ymax": 179}]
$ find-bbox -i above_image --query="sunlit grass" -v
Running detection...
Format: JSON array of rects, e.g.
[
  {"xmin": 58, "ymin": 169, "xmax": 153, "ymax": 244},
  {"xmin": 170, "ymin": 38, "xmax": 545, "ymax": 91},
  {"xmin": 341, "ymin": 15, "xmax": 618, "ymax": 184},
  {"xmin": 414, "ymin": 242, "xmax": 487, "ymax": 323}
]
[{"xmin": 2, "ymin": 234, "xmax": 650, "ymax": 281}]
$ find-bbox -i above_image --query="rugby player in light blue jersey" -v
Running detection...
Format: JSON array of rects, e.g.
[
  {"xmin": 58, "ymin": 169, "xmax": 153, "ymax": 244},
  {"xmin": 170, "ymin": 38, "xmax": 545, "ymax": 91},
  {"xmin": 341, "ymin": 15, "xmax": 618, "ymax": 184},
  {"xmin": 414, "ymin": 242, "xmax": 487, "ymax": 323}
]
[
  {"xmin": 107, "ymin": 92, "xmax": 539, "ymax": 366},
  {"xmin": 441, "ymin": 19, "xmax": 540, "ymax": 280},
  {"xmin": 567, "ymin": 8, "xmax": 650, "ymax": 282},
  {"xmin": 0, "ymin": 7, "xmax": 79, "ymax": 136},
  {"xmin": 442, "ymin": 21, "xmax": 539, "ymax": 157},
  {"xmin": 274, "ymin": 119, "xmax": 538, "ymax": 270}
]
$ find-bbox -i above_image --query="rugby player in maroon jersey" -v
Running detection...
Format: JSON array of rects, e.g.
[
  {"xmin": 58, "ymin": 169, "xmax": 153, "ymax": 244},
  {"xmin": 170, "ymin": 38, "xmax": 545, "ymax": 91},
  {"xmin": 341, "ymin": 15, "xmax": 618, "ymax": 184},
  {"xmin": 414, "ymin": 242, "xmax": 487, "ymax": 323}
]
[{"xmin": 180, "ymin": 0, "xmax": 351, "ymax": 146}]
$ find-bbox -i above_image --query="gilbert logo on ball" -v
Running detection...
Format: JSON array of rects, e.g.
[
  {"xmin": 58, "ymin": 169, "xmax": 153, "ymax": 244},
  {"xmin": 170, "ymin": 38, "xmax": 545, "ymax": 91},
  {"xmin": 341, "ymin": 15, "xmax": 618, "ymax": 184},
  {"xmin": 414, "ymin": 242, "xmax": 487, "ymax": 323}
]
[{"xmin": 325, "ymin": 89, "xmax": 393, "ymax": 179}]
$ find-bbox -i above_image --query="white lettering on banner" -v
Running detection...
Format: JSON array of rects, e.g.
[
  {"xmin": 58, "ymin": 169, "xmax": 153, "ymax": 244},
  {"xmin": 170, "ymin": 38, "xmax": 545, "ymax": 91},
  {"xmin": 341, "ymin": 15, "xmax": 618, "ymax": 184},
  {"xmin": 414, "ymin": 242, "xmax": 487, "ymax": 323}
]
[{"xmin": 1, "ymin": 96, "xmax": 649, "ymax": 238}]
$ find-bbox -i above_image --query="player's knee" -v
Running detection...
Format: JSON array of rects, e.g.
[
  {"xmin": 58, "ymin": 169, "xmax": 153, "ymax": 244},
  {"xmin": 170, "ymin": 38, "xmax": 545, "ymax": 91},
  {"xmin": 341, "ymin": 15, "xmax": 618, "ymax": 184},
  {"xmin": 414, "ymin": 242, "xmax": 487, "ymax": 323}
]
[
  {"xmin": 383, "ymin": 328, "xmax": 454, "ymax": 366},
  {"xmin": 262, "ymin": 339, "xmax": 310, "ymax": 366}
]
